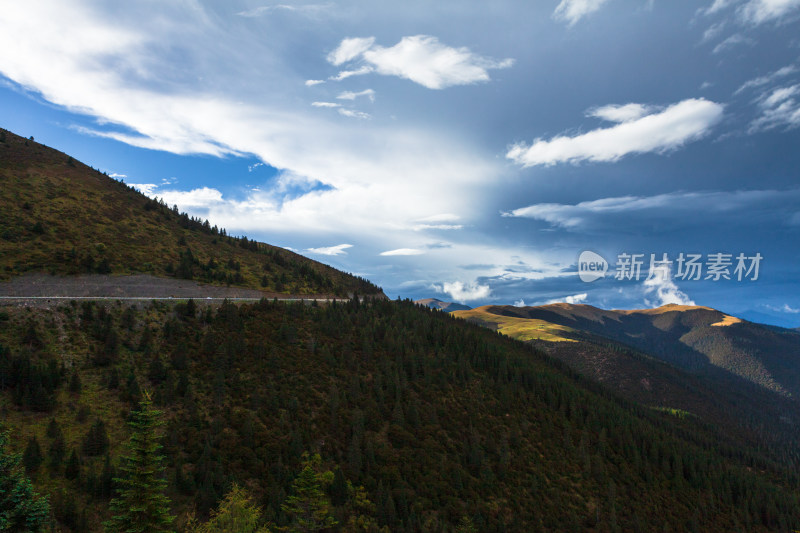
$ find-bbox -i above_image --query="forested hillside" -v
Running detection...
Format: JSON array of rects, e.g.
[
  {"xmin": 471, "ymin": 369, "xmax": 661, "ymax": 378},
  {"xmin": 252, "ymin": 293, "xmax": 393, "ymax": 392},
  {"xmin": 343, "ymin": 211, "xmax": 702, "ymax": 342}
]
[
  {"xmin": 1, "ymin": 299, "xmax": 799, "ymax": 532},
  {"xmin": 0, "ymin": 128, "xmax": 380, "ymax": 297}
]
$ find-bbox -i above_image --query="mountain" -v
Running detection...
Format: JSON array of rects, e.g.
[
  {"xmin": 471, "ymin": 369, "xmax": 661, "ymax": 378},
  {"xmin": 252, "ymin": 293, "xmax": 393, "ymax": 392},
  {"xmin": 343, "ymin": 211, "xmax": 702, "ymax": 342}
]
[
  {"xmin": 0, "ymin": 127, "xmax": 380, "ymax": 298},
  {"xmin": 455, "ymin": 303, "xmax": 800, "ymax": 398},
  {"xmin": 453, "ymin": 303, "xmax": 800, "ymax": 475},
  {"xmin": 2, "ymin": 128, "xmax": 800, "ymax": 532},
  {"xmin": 413, "ymin": 298, "xmax": 471, "ymax": 312}
]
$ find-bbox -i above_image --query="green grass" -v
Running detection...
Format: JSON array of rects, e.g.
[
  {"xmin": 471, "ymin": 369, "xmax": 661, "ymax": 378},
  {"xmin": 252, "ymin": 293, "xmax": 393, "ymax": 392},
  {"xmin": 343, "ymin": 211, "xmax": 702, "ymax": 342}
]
[{"xmin": 452, "ymin": 308, "xmax": 579, "ymax": 342}]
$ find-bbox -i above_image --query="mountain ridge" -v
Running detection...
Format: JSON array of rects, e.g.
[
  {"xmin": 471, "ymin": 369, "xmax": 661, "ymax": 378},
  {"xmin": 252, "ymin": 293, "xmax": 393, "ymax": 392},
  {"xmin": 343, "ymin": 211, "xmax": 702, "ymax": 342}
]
[{"xmin": 0, "ymin": 127, "xmax": 381, "ymax": 298}]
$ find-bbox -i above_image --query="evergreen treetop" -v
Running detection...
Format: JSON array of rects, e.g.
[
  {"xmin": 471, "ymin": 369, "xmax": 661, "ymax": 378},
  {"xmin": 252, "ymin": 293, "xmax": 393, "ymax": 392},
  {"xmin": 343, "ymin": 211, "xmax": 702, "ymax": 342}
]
[{"xmin": 104, "ymin": 393, "xmax": 175, "ymax": 533}]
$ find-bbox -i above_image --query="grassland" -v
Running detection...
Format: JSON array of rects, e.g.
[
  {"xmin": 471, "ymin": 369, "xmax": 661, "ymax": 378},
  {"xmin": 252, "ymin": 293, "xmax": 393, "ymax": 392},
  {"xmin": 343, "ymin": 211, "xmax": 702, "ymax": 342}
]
[{"xmin": 452, "ymin": 306, "xmax": 579, "ymax": 342}]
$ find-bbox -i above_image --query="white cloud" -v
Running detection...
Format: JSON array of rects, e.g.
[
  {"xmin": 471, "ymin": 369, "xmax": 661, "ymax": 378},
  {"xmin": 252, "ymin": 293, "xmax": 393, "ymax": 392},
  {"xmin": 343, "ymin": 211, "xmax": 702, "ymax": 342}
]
[
  {"xmin": 701, "ymin": 21, "xmax": 727, "ymax": 43},
  {"xmin": 416, "ymin": 213, "xmax": 461, "ymax": 223},
  {"xmin": 765, "ymin": 303, "xmax": 800, "ymax": 313},
  {"xmin": 0, "ymin": 0, "xmax": 508, "ymax": 251},
  {"xmin": 548, "ymin": 293, "xmax": 589, "ymax": 304},
  {"xmin": 412, "ymin": 224, "xmax": 463, "ymax": 231},
  {"xmin": 311, "ymin": 101, "xmax": 341, "ymax": 108},
  {"xmin": 238, "ymin": 4, "xmax": 332, "ymax": 18},
  {"xmin": 109, "ymin": 172, "xmax": 127, "ymax": 179},
  {"xmin": 643, "ymin": 265, "xmax": 695, "ymax": 307},
  {"xmin": 305, "ymin": 79, "xmax": 325, "ymax": 86},
  {"xmin": 329, "ymin": 66, "xmax": 374, "ymax": 81},
  {"xmin": 379, "ymin": 248, "xmax": 425, "ymax": 256},
  {"xmin": 328, "ymin": 35, "xmax": 514, "ymax": 90},
  {"xmin": 588, "ymin": 103, "xmax": 654, "ymax": 122},
  {"xmin": 435, "ymin": 280, "xmax": 491, "ymax": 303},
  {"xmin": 739, "ymin": 0, "xmax": 800, "ymax": 24},
  {"xmin": 506, "ymin": 98, "xmax": 724, "ymax": 167},
  {"xmin": 306, "ymin": 243, "xmax": 353, "ymax": 256},
  {"xmin": 735, "ymin": 65, "xmax": 797, "ymax": 94},
  {"xmin": 750, "ymin": 84, "xmax": 800, "ymax": 131},
  {"xmin": 248, "ymin": 162, "xmax": 265, "ymax": 172},
  {"xmin": 712, "ymin": 33, "xmax": 755, "ymax": 54},
  {"xmin": 327, "ymin": 37, "xmax": 376, "ymax": 66},
  {"xmin": 553, "ymin": 0, "xmax": 611, "ymax": 26},
  {"xmin": 338, "ymin": 108, "xmax": 370, "ymax": 119},
  {"xmin": 503, "ymin": 189, "xmax": 800, "ymax": 228},
  {"xmin": 337, "ymin": 88, "xmax": 375, "ymax": 101},
  {"xmin": 156, "ymin": 187, "xmax": 225, "ymax": 208},
  {"xmin": 514, "ymin": 299, "xmax": 526, "ymax": 307},
  {"xmin": 704, "ymin": 0, "xmax": 738, "ymax": 15},
  {"xmin": 129, "ymin": 183, "xmax": 157, "ymax": 195}
]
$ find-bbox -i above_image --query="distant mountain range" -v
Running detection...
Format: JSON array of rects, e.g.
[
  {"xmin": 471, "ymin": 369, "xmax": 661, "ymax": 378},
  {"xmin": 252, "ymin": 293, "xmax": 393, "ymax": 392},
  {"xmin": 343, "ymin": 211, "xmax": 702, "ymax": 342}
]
[
  {"xmin": 452, "ymin": 302, "xmax": 800, "ymax": 468},
  {"xmin": 413, "ymin": 297, "xmax": 471, "ymax": 312},
  {"xmin": 454, "ymin": 303, "xmax": 800, "ymax": 397}
]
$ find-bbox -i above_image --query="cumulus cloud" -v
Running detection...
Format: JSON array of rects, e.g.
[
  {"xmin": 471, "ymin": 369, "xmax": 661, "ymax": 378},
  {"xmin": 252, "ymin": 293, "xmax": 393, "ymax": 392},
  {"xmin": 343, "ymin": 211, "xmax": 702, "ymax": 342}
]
[
  {"xmin": 327, "ymin": 37, "xmax": 376, "ymax": 66},
  {"xmin": 435, "ymin": 280, "xmax": 491, "ymax": 303},
  {"xmin": 327, "ymin": 35, "xmax": 514, "ymax": 90},
  {"xmin": 155, "ymin": 187, "xmax": 225, "ymax": 208},
  {"xmin": 506, "ymin": 99, "xmax": 724, "ymax": 167},
  {"xmin": 306, "ymin": 243, "xmax": 353, "ymax": 256},
  {"xmin": 379, "ymin": 248, "xmax": 425, "ymax": 256},
  {"xmin": 503, "ymin": 189, "xmax": 800, "ymax": 229},
  {"xmin": 129, "ymin": 183, "xmax": 157, "ymax": 195},
  {"xmin": 305, "ymin": 79, "xmax": 325, "ymax": 86},
  {"xmin": 513, "ymin": 298, "xmax": 526, "ymax": 307},
  {"xmin": 587, "ymin": 103, "xmax": 654, "ymax": 122},
  {"xmin": 553, "ymin": 0, "xmax": 611, "ymax": 26},
  {"xmin": 548, "ymin": 293, "xmax": 588, "ymax": 304},
  {"xmin": 643, "ymin": 265, "xmax": 695, "ymax": 307}
]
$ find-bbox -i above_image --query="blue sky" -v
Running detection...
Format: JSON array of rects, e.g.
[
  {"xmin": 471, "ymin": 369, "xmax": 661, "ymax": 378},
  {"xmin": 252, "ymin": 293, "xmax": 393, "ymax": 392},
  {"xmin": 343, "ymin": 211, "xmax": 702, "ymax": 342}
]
[{"xmin": 1, "ymin": 0, "xmax": 800, "ymax": 326}]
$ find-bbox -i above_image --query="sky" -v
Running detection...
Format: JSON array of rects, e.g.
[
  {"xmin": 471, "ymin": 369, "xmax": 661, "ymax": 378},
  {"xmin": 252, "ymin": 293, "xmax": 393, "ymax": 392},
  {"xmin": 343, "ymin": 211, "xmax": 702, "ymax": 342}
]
[{"xmin": 1, "ymin": 0, "xmax": 800, "ymax": 326}]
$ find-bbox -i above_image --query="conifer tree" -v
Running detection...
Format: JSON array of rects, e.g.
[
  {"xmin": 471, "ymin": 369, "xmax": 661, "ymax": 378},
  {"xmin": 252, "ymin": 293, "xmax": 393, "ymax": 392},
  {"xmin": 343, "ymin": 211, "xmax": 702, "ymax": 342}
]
[
  {"xmin": 104, "ymin": 393, "xmax": 175, "ymax": 533},
  {"xmin": 0, "ymin": 430, "xmax": 50, "ymax": 531},
  {"xmin": 281, "ymin": 453, "xmax": 337, "ymax": 533},
  {"xmin": 23, "ymin": 435, "xmax": 43, "ymax": 474},
  {"xmin": 190, "ymin": 484, "xmax": 270, "ymax": 533},
  {"xmin": 83, "ymin": 418, "xmax": 110, "ymax": 457}
]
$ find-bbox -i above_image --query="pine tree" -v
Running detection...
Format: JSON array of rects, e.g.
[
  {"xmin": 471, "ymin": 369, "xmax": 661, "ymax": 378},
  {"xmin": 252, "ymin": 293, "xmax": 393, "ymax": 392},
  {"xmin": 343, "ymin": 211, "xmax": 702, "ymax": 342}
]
[
  {"xmin": 0, "ymin": 430, "xmax": 50, "ymax": 531},
  {"xmin": 23, "ymin": 435, "xmax": 43, "ymax": 474},
  {"xmin": 83, "ymin": 418, "xmax": 110, "ymax": 457},
  {"xmin": 105, "ymin": 393, "xmax": 175, "ymax": 533},
  {"xmin": 190, "ymin": 484, "xmax": 270, "ymax": 533},
  {"xmin": 65, "ymin": 448, "xmax": 81, "ymax": 480},
  {"xmin": 281, "ymin": 453, "xmax": 337, "ymax": 533}
]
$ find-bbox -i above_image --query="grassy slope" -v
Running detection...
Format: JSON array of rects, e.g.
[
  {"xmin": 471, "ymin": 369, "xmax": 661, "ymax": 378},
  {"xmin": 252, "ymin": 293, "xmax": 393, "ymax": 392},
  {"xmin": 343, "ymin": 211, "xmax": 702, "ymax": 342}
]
[
  {"xmin": 452, "ymin": 307, "xmax": 579, "ymax": 342},
  {"xmin": 0, "ymin": 127, "xmax": 380, "ymax": 297}
]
